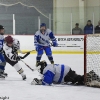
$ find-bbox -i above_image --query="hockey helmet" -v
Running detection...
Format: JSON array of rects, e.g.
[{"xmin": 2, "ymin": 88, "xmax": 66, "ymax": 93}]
[
  {"xmin": 5, "ymin": 35, "xmax": 13, "ymax": 44},
  {"xmin": 37, "ymin": 60, "xmax": 47, "ymax": 74},
  {"xmin": 0, "ymin": 25, "xmax": 4, "ymax": 30},
  {"xmin": 40, "ymin": 23, "xmax": 46, "ymax": 28}
]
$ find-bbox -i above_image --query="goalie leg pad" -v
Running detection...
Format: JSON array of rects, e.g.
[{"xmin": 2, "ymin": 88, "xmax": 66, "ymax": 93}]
[{"xmin": 86, "ymin": 70, "xmax": 100, "ymax": 87}]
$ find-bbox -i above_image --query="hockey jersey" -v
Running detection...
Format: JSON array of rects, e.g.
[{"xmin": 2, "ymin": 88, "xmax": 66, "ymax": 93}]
[
  {"xmin": 0, "ymin": 35, "xmax": 4, "ymax": 51},
  {"xmin": 42, "ymin": 64, "xmax": 70, "ymax": 85},
  {"xmin": 3, "ymin": 38, "xmax": 20, "ymax": 61},
  {"xmin": 34, "ymin": 29, "xmax": 57, "ymax": 46}
]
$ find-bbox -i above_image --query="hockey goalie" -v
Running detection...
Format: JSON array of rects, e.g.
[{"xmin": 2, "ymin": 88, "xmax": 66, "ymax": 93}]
[
  {"xmin": 31, "ymin": 60, "xmax": 100, "ymax": 87},
  {"xmin": 31, "ymin": 60, "xmax": 84, "ymax": 85}
]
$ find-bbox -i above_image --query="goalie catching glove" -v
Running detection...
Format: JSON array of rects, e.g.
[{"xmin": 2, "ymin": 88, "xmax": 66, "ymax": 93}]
[{"xmin": 31, "ymin": 78, "xmax": 42, "ymax": 85}]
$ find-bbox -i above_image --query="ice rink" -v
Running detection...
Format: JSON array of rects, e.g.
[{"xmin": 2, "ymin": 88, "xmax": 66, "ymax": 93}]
[{"xmin": 0, "ymin": 54, "xmax": 100, "ymax": 100}]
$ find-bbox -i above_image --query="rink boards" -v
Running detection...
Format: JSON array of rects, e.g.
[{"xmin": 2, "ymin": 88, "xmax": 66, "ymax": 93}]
[{"xmin": 8, "ymin": 35, "xmax": 84, "ymax": 54}]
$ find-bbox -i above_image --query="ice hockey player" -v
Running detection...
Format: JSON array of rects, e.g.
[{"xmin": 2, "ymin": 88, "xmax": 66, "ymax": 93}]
[
  {"xmin": 31, "ymin": 61, "xmax": 84, "ymax": 85},
  {"xmin": 34, "ymin": 23, "xmax": 58, "ymax": 66},
  {"xmin": 3, "ymin": 35, "xmax": 27, "ymax": 80},
  {"xmin": 0, "ymin": 25, "xmax": 7, "ymax": 78}
]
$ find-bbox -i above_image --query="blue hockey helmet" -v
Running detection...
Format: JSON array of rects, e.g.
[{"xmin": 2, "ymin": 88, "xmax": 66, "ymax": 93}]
[{"xmin": 40, "ymin": 23, "xmax": 46, "ymax": 28}]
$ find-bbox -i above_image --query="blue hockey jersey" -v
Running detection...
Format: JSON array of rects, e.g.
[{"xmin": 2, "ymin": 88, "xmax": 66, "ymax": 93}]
[
  {"xmin": 0, "ymin": 35, "xmax": 4, "ymax": 51},
  {"xmin": 42, "ymin": 64, "xmax": 70, "ymax": 85},
  {"xmin": 34, "ymin": 29, "xmax": 57, "ymax": 46}
]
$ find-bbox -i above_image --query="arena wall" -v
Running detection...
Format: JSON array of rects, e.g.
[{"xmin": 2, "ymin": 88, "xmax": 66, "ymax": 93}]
[{"xmin": 9, "ymin": 35, "xmax": 84, "ymax": 54}]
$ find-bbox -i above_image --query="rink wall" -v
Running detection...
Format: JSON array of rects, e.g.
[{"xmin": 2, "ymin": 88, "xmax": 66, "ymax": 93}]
[{"xmin": 8, "ymin": 35, "xmax": 84, "ymax": 54}]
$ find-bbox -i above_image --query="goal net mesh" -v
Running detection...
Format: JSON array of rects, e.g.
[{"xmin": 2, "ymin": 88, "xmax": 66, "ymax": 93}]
[{"xmin": 85, "ymin": 34, "xmax": 100, "ymax": 87}]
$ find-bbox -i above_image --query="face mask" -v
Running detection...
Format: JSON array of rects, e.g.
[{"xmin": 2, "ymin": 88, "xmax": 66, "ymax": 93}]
[{"xmin": 40, "ymin": 29, "xmax": 46, "ymax": 33}]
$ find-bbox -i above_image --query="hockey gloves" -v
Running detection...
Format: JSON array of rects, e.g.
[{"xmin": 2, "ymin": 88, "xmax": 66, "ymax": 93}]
[
  {"xmin": 16, "ymin": 56, "xmax": 21, "ymax": 61},
  {"xmin": 52, "ymin": 41, "xmax": 58, "ymax": 47},
  {"xmin": 31, "ymin": 78, "xmax": 42, "ymax": 85}
]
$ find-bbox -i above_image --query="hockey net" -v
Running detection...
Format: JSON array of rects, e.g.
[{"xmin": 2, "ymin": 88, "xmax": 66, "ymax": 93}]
[{"xmin": 84, "ymin": 34, "xmax": 100, "ymax": 87}]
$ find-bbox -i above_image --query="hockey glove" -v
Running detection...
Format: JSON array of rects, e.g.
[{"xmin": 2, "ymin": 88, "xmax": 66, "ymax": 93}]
[
  {"xmin": 52, "ymin": 41, "xmax": 58, "ymax": 47},
  {"xmin": 16, "ymin": 56, "xmax": 22, "ymax": 61},
  {"xmin": 31, "ymin": 78, "xmax": 42, "ymax": 85}
]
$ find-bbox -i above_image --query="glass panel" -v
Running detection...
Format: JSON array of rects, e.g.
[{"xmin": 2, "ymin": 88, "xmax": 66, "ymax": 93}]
[{"xmin": 0, "ymin": 1, "xmax": 100, "ymax": 35}]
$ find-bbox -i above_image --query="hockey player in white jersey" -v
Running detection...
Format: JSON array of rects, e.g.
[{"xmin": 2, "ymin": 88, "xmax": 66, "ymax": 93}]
[
  {"xmin": 34, "ymin": 23, "xmax": 58, "ymax": 66},
  {"xmin": 0, "ymin": 25, "xmax": 6, "ymax": 78},
  {"xmin": 3, "ymin": 35, "xmax": 27, "ymax": 80},
  {"xmin": 31, "ymin": 61, "xmax": 84, "ymax": 85}
]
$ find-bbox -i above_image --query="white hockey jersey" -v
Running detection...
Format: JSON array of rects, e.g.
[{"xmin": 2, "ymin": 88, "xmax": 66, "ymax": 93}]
[
  {"xmin": 34, "ymin": 29, "xmax": 57, "ymax": 46},
  {"xmin": 3, "ymin": 38, "xmax": 20, "ymax": 61},
  {"xmin": 42, "ymin": 64, "xmax": 70, "ymax": 85}
]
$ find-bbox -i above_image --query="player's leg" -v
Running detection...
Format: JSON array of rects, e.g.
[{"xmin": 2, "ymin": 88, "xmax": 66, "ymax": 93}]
[
  {"xmin": 4, "ymin": 55, "xmax": 26, "ymax": 80},
  {"xmin": 64, "ymin": 68, "xmax": 84, "ymax": 85},
  {"xmin": 44, "ymin": 47, "xmax": 54, "ymax": 64},
  {"xmin": 0, "ymin": 53, "xmax": 6, "ymax": 78},
  {"xmin": 13, "ymin": 62, "xmax": 26, "ymax": 80},
  {"xmin": 36, "ymin": 49, "xmax": 43, "ymax": 66}
]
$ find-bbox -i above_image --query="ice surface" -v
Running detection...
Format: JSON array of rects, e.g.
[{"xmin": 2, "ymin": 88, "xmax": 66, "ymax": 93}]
[{"xmin": 0, "ymin": 54, "xmax": 100, "ymax": 100}]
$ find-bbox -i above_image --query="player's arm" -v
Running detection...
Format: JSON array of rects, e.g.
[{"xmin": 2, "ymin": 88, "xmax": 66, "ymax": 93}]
[
  {"xmin": 49, "ymin": 32, "xmax": 58, "ymax": 47},
  {"xmin": 32, "ymin": 70, "xmax": 55, "ymax": 85},
  {"xmin": 34, "ymin": 33, "xmax": 43, "ymax": 51},
  {"xmin": 34, "ymin": 33, "xmax": 40, "ymax": 46},
  {"xmin": 3, "ymin": 45, "xmax": 18, "ymax": 61},
  {"xmin": 0, "ymin": 39, "xmax": 4, "ymax": 52},
  {"xmin": 42, "ymin": 70, "xmax": 55, "ymax": 85}
]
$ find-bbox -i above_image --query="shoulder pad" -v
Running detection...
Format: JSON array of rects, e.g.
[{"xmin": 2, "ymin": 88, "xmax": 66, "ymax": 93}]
[{"xmin": 46, "ymin": 29, "xmax": 52, "ymax": 34}]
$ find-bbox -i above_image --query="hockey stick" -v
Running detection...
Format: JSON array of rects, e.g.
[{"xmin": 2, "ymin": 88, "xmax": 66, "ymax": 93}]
[
  {"xmin": 21, "ymin": 52, "xmax": 30, "ymax": 59},
  {"xmin": 19, "ymin": 49, "xmax": 36, "ymax": 54},
  {"xmin": 25, "ymin": 49, "xmax": 35, "ymax": 53},
  {"xmin": 20, "ymin": 59, "xmax": 34, "ymax": 71},
  {"xmin": 19, "ymin": 49, "xmax": 36, "ymax": 59},
  {"xmin": 19, "ymin": 56, "xmax": 40, "ymax": 72}
]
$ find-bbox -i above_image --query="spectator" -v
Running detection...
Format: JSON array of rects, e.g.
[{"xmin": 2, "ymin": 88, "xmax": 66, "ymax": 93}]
[
  {"xmin": 95, "ymin": 20, "xmax": 100, "ymax": 33},
  {"xmin": 84, "ymin": 20, "xmax": 93, "ymax": 34},
  {"xmin": 72, "ymin": 23, "xmax": 83, "ymax": 35}
]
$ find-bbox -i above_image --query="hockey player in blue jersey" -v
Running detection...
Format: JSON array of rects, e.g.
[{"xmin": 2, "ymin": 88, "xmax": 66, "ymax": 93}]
[
  {"xmin": 31, "ymin": 61, "xmax": 84, "ymax": 85},
  {"xmin": 0, "ymin": 25, "xmax": 6, "ymax": 78},
  {"xmin": 34, "ymin": 23, "xmax": 58, "ymax": 66}
]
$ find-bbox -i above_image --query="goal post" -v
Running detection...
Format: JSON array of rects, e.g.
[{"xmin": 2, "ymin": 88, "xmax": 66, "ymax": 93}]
[
  {"xmin": 84, "ymin": 34, "xmax": 100, "ymax": 87},
  {"xmin": 84, "ymin": 35, "xmax": 87, "ymax": 83}
]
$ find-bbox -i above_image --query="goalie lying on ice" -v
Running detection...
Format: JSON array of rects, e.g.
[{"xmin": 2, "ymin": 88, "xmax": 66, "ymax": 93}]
[{"xmin": 31, "ymin": 61, "xmax": 85, "ymax": 85}]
